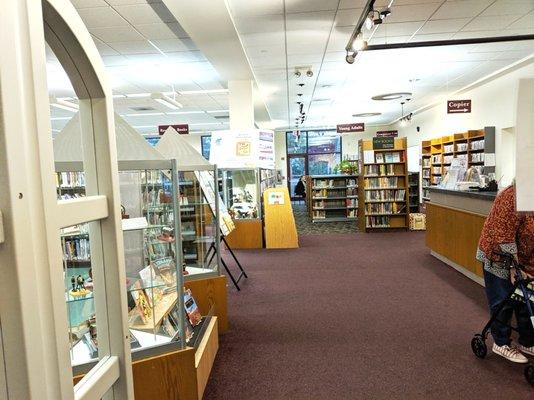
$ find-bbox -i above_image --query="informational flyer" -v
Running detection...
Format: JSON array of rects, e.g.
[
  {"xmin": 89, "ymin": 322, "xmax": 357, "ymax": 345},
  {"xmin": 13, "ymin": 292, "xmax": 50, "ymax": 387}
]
[
  {"xmin": 268, "ymin": 191, "xmax": 285, "ymax": 205},
  {"xmin": 209, "ymin": 129, "xmax": 275, "ymax": 169},
  {"xmin": 195, "ymin": 171, "xmax": 235, "ymax": 237}
]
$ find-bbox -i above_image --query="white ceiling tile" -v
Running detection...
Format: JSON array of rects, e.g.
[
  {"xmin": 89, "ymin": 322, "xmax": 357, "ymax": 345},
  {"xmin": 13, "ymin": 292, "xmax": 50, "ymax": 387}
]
[
  {"xmin": 369, "ymin": 35, "xmax": 410, "ymax": 45},
  {"xmin": 386, "ymin": 3, "xmax": 442, "ymax": 24},
  {"xmin": 91, "ymin": 37, "xmax": 120, "ymax": 56},
  {"xmin": 411, "ymin": 32, "xmax": 454, "ymax": 42},
  {"xmin": 481, "ymin": 0, "xmax": 534, "ymax": 16},
  {"xmin": 372, "ymin": 21, "xmax": 426, "ymax": 37},
  {"xmin": 134, "ymin": 23, "xmax": 184, "ymax": 40},
  {"xmin": 106, "ymin": 0, "xmax": 163, "ymax": 5},
  {"xmin": 101, "ymin": 55, "xmax": 129, "ymax": 66},
  {"xmin": 110, "ymin": 40, "xmax": 160, "ymax": 55},
  {"xmin": 339, "ymin": 0, "xmax": 391, "ymax": 9},
  {"xmin": 150, "ymin": 39, "xmax": 195, "ymax": 52},
  {"xmin": 462, "ymin": 15, "xmax": 523, "ymax": 31},
  {"xmin": 327, "ymin": 26, "xmax": 354, "ymax": 52},
  {"xmin": 76, "ymin": 7, "xmax": 129, "ymax": 28},
  {"xmin": 227, "ymin": 0, "xmax": 284, "ymax": 17},
  {"xmin": 431, "ymin": 0, "xmax": 495, "ymax": 20},
  {"xmin": 235, "ymin": 15, "xmax": 284, "ymax": 34},
  {"xmin": 241, "ymin": 31, "xmax": 285, "ymax": 48},
  {"xmin": 507, "ymin": 10, "xmax": 534, "ymax": 29},
  {"xmin": 71, "ymin": 0, "xmax": 107, "ymax": 8},
  {"xmin": 335, "ymin": 8, "xmax": 364, "ymax": 27},
  {"xmin": 166, "ymin": 51, "xmax": 207, "ymax": 62},
  {"xmin": 286, "ymin": 0, "xmax": 339, "ymax": 13},
  {"xmin": 418, "ymin": 18, "xmax": 472, "ymax": 34},
  {"xmin": 89, "ymin": 26, "xmax": 144, "ymax": 43},
  {"xmin": 286, "ymin": 10, "xmax": 336, "ymax": 31},
  {"xmin": 113, "ymin": 3, "xmax": 169, "ymax": 24}
]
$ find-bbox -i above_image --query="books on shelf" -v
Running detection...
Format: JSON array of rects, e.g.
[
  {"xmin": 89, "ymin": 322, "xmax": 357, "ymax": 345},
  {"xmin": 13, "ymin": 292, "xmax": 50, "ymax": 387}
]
[
  {"xmin": 364, "ymin": 164, "xmax": 395, "ymax": 176},
  {"xmin": 456, "ymin": 143, "xmax": 468, "ymax": 152},
  {"xmin": 309, "ymin": 175, "xmax": 359, "ymax": 222},
  {"xmin": 443, "ymin": 144, "xmax": 454, "ymax": 153},
  {"xmin": 470, "ymin": 139, "xmax": 485, "ymax": 150},
  {"xmin": 364, "ymin": 177, "xmax": 401, "ymax": 189},
  {"xmin": 365, "ymin": 202, "xmax": 406, "ymax": 214},
  {"xmin": 431, "ymin": 154, "xmax": 441, "ymax": 164},
  {"xmin": 471, "ymin": 153, "xmax": 484, "ymax": 163},
  {"xmin": 364, "ymin": 189, "xmax": 406, "ymax": 202}
]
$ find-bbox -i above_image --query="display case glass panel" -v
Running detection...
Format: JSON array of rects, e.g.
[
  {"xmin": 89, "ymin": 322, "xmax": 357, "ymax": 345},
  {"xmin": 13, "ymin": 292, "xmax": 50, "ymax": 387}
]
[{"xmin": 221, "ymin": 169, "xmax": 258, "ymax": 219}]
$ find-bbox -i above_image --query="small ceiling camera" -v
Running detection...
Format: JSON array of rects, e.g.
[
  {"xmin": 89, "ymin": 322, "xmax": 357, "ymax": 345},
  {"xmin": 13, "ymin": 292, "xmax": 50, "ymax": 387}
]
[
  {"xmin": 306, "ymin": 70, "xmax": 313, "ymax": 77},
  {"xmin": 294, "ymin": 70, "xmax": 301, "ymax": 77}
]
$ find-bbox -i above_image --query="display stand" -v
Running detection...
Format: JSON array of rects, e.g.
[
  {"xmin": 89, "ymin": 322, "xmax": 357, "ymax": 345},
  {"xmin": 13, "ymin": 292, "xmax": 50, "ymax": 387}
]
[
  {"xmin": 204, "ymin": 232, "xmax": 248, "ymax": 291},
  {"xmin": 358, "ymin": 137, "xmax": 410, "ymax": 232},
  {"xmin": 263, "ymin": 188, "xmax": 299, "ymax": 249},
  {"xmin": 54, "ymin": 116, "xmax": 221, "ymax": 397}
]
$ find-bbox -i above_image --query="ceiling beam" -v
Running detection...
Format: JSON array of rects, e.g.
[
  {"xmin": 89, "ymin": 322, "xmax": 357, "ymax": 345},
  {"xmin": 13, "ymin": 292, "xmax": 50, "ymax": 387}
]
[{"xmin": 161, "ymin": 0, "xmax": 271, "ymax": 127}]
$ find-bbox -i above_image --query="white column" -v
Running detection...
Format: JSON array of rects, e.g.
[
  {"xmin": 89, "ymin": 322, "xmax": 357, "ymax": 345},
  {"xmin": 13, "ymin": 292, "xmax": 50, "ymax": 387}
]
[{"xmin": 229, "ymin": 80, "xmax": 254, "ymax": 130}]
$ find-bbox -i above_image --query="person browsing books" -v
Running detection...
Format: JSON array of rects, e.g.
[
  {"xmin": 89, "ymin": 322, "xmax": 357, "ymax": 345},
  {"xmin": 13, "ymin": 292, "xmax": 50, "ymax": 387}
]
[{"xmin": 476, "ymin": 183, "xmax": 534, "ymax": 363}]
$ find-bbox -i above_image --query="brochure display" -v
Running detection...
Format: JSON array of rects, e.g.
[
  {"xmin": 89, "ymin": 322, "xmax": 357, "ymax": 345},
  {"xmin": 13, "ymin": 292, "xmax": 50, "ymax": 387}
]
[{"xmin": 263, "ymin": 188, "xmax": 299, "ymax": 249}]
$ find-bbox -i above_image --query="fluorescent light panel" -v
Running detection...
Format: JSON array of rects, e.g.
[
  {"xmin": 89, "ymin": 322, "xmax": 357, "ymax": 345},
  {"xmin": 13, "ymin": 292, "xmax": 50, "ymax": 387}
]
[{"xmin": 178, "ymin": 89, "xmax": 229, "ymax": 95}]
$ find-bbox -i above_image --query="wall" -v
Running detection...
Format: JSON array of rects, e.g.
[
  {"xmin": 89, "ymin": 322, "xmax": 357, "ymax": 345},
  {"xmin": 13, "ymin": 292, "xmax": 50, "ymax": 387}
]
[{"xmin": 392, "ymin": 59, "xmax": 534, "ymax": 187}]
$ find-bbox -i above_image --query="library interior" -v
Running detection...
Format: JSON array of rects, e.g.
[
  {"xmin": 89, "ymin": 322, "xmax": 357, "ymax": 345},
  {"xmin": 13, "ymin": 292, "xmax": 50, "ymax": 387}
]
[{"xmin": 2, "ymin": 0, "xmax": 534, "ymax": 399}]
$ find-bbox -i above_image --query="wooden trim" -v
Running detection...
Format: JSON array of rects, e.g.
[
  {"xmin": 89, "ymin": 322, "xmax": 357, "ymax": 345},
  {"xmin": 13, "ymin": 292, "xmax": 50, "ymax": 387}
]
[
  {"xmin": 194, "ymin": 318, "xmax": 219, "ymax": 400},
  {"xmin": 428, "ymin": 202, "xmax": 489, "ymax": 218}
]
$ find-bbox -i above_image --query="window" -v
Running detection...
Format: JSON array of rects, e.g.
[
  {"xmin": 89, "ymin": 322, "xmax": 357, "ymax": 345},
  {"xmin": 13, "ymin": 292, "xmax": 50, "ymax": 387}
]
[
  {"xmin": 285, "ymin": 130, "xmax": 342, "ymax": 199},
  {"xmin": 201, "ymin": 135, "xmax": 211, "ymax": 160}
]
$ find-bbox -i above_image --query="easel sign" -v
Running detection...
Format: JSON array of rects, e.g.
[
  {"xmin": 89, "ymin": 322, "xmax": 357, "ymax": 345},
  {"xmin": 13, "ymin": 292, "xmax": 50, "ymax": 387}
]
[{"xmin": 195, "ymin": 171, "xmax": 235, "ymax": 236}]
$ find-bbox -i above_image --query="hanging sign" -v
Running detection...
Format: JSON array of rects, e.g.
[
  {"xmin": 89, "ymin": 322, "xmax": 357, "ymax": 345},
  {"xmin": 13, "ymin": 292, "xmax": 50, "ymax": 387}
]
[
  {"xmin": 376, "ymin": 130, "xmax": 398, "ymax": 138},
  {"xmin": 158, "ymin": 124, "xmax": 189, "ymax": 135},
  {"xmin": 447, "ymin": 100, "xmax": 471, "ymax": 114},
  {"xmin": 373, "ymin": 137, "xmax": 395, "ymax": 150},
  {"xmin": 337, "ymin": 123, "xmax": 364, "ymax": 133}
]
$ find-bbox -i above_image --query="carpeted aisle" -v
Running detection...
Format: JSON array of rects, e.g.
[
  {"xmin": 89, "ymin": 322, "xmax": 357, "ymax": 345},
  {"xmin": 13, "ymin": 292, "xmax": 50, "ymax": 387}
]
[{"xmin": 204, "ymin": 232, "xmax": 532, "ymax": 399}]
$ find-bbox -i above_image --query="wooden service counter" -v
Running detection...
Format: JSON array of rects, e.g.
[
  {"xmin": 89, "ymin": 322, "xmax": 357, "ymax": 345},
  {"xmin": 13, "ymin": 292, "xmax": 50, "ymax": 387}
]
[{"xmin": 426, "ymin": 188, "xmax": 497, "ymax": 286}]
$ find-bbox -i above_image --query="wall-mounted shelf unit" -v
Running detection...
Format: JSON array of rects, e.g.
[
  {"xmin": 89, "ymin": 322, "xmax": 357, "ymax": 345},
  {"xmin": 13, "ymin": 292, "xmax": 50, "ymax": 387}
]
[{"xmin": 420, "ymin": 127, "xmax": 495, "ymax": 202}]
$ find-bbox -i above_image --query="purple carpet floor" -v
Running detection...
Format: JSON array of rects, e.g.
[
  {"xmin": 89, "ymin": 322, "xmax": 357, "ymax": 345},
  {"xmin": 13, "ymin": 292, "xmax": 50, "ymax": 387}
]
[{"xmin": 204, "ymin": 232, "xmax": 533, "ymax": 399}]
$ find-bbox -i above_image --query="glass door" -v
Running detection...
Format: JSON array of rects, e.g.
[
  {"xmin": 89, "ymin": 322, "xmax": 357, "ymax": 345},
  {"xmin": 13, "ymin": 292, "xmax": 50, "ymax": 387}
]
[{"xmin": 287, "ymin": 155, "xmax": 307, "ymax": 200}]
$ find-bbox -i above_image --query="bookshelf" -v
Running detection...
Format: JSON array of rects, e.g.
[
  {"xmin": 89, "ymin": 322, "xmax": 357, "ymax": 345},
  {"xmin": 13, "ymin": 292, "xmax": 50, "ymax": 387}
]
[
  {"xmin": 421, "ymin": 128, "xmax": 491, "ymax": 201},
  {"xmin": 308, "ymin": 174, "xmax": 358, "ymax": 223},
  {"xmin": 408, "ymin": 172, "xmax": 420, "ymax": 213},
  {"xmin": 358, "ymin": 138, "xmax": 409, "ymax": 231}
]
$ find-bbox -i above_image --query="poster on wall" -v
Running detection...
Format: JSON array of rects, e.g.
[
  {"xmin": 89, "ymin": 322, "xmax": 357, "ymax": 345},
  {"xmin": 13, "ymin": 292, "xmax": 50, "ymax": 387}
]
[
  {"xmin": 209, "ymin": 129, "xmax": 275, "ymax": 169},
  {"xmin": 195, "ymin": 171, "xmax": 235, "ymax": 236}
]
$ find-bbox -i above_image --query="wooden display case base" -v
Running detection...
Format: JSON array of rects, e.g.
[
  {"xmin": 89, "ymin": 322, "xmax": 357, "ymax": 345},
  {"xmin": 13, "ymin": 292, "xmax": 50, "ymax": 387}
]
[
  {"xmin": 224, "ymin": 218, "xmax": 263, "ymax": 249},
  {"xmin": 73, "ymin": 317, "xmax": 219, "ymax": 400},
  {"xmin": 185, "ymin": 275, "xmax": 228, "ymax": 333}
]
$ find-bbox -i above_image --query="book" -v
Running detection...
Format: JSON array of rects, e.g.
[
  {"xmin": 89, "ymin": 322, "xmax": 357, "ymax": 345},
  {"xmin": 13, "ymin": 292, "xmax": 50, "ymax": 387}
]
[{"xmin": 183, "ymin": 289, "xmax": 202, "ymax": 326}]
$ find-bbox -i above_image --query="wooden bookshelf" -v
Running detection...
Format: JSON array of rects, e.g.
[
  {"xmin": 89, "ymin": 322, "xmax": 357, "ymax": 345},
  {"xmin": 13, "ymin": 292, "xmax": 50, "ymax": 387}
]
[
  {"xmin": 421, "ymin": 128, "xmax": 491, "ymax": 201},
  {"xmin": 408, "ymin": 172, "xmax": 420, "ymax": 213},
  {"xmin": 308, "ymin": 174, "xmax": 358, "ymax": 223},
  {"xmin": 358, "ymin": 138, "xmax": 409, "ymax": 232}
]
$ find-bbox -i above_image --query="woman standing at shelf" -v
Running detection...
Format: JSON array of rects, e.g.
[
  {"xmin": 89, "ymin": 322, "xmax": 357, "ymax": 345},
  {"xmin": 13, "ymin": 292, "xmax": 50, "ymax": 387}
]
[
  {"xmin": 294, "ymin": 176, "xmax": 306, "ymax": 203},
  {"xmin": 476, "ymin": 183, "xmax": 534, "ymax": 363}
]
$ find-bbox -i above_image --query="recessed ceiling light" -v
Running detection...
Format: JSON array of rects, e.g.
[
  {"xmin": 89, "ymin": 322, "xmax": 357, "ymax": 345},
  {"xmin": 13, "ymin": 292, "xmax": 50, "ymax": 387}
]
[
  {"xmin": 352, "ymin": 112, "xmax": 381, "ymax": 117},
  {"xmin": 372, "ymin": 92, "xmax": 412, "ymax": 101},
  {"xmin": 312, "ymin": 98, "xmax": 331, "ymax": 102}
]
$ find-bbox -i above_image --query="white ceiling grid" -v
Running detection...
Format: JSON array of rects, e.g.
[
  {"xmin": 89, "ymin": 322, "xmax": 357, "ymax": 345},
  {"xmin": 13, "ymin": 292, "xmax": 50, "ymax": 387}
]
[
  {"xmin": 228, "ymin": 0, "xmax": 534, "ymax": 128},
  {"xmin": 48, "ymin": 0, "xmax": 231, "ymax": 134}
]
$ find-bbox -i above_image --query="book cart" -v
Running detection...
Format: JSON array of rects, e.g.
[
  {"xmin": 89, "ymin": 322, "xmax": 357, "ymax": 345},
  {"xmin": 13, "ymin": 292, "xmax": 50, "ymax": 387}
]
[
  {"xmin": 357, "ymin": 137, "xmax": 410, "ymax": 232},
  {"xmin": 307, "ymin": 175, "xmax": 358, "ymax": 222},
  {"xmin": 421, "ymin": 127, "xmax": 494, "ymax": 202},
  {"xmin": 54, "ymin": 117, "xmax": 221, "ymax": 400}
]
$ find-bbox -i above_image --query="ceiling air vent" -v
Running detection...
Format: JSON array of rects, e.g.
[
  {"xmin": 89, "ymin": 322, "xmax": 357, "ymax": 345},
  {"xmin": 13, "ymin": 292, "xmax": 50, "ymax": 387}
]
[{"xmin": 129, "ymin": 106, "xmax": 156, "ymax": 111}]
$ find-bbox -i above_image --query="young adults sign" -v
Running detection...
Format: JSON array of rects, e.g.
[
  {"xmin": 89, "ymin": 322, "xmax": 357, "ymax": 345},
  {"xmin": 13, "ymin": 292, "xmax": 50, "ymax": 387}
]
[
  {"xmin": 447, "ymin": 100, "xmax": 471, "ymax": 114},
  {"xmin": 158, "ymin": 124, "xmax": 189, "ymax": 135},
  {"xmin": 337, "ymin": 123, "xmax": 364, "ymax": 133}
]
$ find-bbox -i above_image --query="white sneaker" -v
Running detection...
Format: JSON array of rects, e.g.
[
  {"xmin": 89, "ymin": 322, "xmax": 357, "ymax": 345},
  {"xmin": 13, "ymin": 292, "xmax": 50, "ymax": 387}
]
[
  {"xmin": 518, "ymin": 344, "xmax": 534, "ymax": 356},
  {"xmin": 492, "ymin": 343, "xmax": 529, "ymax": 363}
]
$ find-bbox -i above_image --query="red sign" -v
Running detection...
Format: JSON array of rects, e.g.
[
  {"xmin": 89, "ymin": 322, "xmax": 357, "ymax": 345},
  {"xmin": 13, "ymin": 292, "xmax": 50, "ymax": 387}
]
[
  {"xmin": 158, "ymin": 124, "xmax": 189, "ymax": 135},
  {"xmin": 337, "ymin": 123, "xmax": 365, "ymax": 133},
  {"xmin": 376, "ymin": 130, "xmax": 398, "ymax": 138},
  {"xmin": 447, "ymin": 100, "xmax": 471, "ymax": 114}
]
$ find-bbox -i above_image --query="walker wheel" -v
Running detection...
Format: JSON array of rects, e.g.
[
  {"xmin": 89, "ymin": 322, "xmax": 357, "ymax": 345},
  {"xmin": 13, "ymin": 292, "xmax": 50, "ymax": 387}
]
[
  {"xmin": 525, "ymin": 364, "xmax": 534, "ymax": 387},
  {"xmin": 471, "ymin": 334, "xmax": 487, "ymax": 359}
]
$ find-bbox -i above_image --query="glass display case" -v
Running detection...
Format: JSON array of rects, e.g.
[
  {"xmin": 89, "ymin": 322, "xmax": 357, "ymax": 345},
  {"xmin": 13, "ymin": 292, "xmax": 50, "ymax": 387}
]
[
  {"xmin": 219, "ymin": 168, "xmax": 278, "ymax": 220},
  {"xmin": 57, "ymin": 160, "xmax": 219, "ymax": 373}
]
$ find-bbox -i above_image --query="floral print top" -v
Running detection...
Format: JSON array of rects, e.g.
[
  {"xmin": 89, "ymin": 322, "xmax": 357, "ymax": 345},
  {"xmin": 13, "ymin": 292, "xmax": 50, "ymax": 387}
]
[{"xmin": 476, "ymin": 185, "xmax": 534, "ymax": 278}]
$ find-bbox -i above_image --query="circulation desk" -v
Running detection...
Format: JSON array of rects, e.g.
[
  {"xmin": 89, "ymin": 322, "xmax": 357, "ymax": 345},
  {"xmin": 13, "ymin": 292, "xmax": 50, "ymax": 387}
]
[{"xmin": 426, "ymin": 188, "xmax": 497, "ymax": 286}]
